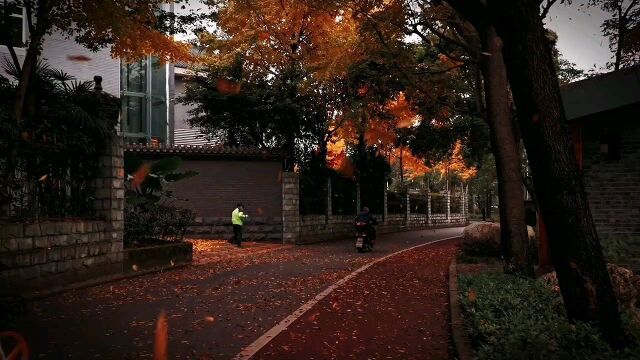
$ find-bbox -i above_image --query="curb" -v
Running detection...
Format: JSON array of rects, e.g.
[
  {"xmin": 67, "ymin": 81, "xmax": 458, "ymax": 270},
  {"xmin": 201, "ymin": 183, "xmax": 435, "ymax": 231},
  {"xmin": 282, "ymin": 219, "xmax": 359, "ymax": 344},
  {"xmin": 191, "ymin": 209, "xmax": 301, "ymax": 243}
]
[
  {"xmin": 22, "ymin": 263, "xmax": 189, "ymax": 301},
  {"xmin": 449, "ymin": 260, "xmax": 476, "ymax": 360}
]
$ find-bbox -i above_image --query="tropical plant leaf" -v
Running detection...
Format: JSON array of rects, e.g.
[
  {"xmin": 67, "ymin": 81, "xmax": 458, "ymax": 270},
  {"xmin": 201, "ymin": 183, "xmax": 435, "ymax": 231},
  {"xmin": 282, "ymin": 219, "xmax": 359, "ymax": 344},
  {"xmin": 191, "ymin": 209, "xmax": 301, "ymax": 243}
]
[
  {"xmin": 164, "ymin": 170, "xmax": 198, "ymax": 182},
  {"xmin": 150, "ymin": 156, "xmax": 182, "ymax": 174}
]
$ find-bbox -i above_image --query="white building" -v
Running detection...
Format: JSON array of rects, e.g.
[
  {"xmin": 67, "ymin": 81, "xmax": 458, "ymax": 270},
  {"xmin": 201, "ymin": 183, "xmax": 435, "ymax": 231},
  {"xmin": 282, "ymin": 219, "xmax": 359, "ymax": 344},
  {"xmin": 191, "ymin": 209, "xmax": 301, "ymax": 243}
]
[{"xmin": 1, "ymin": 3, "xmax": 206, "ymax": 146}]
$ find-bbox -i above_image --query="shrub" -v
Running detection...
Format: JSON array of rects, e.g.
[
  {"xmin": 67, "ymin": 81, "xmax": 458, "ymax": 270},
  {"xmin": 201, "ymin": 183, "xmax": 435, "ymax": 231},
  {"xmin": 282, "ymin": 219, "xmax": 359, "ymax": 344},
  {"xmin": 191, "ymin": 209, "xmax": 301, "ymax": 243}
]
[
  {"xmin": 459, "ymin": 272, "xmax": 639, "ymax": 360},
  {"xmin": 460, "ymin": 223, "xmax": 501, "ymax": 259},
  {"xmin": 459, "ymin": 238, "xmax": 502, "ymax": 258},
  {"xmin": 0, "ymin": 62, "xmax": 119, "ymax": 220},
  {"xmin": 124, "ymin": 204, "xmax": 195, "ymax": 247},
  {"xmin": 601, "ymin": 235, "xmax": 640, "ymax": 264},
  {"xmin": 123, "ymin": 154, "xmax": 198, "ymax": 247}
]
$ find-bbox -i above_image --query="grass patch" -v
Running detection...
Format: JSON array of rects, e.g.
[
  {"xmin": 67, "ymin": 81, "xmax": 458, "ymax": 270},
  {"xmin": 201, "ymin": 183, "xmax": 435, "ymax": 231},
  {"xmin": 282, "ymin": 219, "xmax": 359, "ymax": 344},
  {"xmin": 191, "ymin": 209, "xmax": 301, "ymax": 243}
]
[{"xmin": 459, "ymin": 272, "xmax": 640, "ymax": 359}]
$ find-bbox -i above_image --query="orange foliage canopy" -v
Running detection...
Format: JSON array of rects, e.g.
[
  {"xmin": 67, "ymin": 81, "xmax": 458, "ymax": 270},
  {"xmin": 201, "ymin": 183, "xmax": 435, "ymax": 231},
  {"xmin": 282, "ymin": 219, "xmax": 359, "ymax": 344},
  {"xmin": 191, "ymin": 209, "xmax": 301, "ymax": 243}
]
[
  {"xmin": 206, "ymin": 0, "xmax": 363, "ymax": 79},
  {"xmin": 327, "ymin": 91, "xmax": 430, "ymax": 179},
  {"xmin": 390, "ymin": 146, "xmax": 431, "ymax": 180},
  {"xmin": 53, "ymin": 0, "xmax": 193, "ymax": 63},
  {"xmin": 433, "ymin": 140, "xmax": 478, "ymax": 182}
]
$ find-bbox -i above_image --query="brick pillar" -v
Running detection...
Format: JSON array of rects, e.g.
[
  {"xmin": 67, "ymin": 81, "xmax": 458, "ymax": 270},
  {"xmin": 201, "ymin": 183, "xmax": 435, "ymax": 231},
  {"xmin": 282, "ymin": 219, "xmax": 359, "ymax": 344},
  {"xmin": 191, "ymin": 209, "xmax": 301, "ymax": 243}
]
[
  {"xmin": 282, "ymin": 172, "xmax": 300, "ymax": 244},
  {"xmin": 356, "ymin": 182, "xmax": 361, "ymax": 214},
  {"xmin": 92, "ymin": 135, "xmax": 124, "ymax": 251},
  {"xmin": 326, "ymin": 177, "xmax": 332, "ymax": 222},
  {"xmin": 427, "ymin": 192, "xmax": 432, "ymax": 226},
  {"xmin": 446, "ymin": 191, "xmax": 451, "ymax": 224}
]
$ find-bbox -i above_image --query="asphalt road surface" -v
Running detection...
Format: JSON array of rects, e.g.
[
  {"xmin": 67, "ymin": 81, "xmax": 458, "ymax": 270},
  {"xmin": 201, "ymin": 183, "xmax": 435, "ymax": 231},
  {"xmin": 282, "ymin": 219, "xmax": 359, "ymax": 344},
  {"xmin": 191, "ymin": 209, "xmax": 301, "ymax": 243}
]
[{"xmin": 12, "ymin": 226, "xmax": 463, "ymax": 359}]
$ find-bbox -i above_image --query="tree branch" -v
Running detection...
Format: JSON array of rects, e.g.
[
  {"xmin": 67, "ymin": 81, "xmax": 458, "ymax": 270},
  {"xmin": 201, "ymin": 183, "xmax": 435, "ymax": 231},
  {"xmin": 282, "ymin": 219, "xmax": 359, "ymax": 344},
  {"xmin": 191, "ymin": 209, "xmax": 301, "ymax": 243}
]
[{"xmin": 540, "ymin": 0, "xmax": 558, "ymax": 20}]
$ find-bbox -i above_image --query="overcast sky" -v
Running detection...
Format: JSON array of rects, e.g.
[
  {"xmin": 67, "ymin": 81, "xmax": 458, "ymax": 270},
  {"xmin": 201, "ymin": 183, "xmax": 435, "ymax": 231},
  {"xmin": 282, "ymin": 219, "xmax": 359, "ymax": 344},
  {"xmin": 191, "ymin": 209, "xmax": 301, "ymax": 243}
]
[{"xmin": 545, "ymin": 0, "xmax": 612, "ymax": 70}]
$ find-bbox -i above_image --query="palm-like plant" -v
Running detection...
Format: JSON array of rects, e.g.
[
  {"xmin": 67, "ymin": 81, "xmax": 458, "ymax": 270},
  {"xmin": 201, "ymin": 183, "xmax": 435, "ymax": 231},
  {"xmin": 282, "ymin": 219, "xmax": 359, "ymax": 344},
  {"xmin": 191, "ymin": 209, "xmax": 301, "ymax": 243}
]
[{"xmin": 0, "ymin": 59, "xmax": 119, "ymax": 220}]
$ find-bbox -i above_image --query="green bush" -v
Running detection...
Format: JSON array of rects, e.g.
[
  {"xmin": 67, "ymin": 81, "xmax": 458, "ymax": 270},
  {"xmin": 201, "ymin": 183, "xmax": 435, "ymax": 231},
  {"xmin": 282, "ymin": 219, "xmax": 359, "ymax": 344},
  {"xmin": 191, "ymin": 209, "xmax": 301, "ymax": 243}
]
[
  {"xmin": 0, "ymin": 62, "xmax": 119, "ymax": 220},
  {"xmin": 124, "ymin": 203, "xmax": 195, "ymax": 247},
  {"xmin": 459, "ymin": 272, "xmax": 639, "ymax": 360},
  {"xmin": 459, "ymin": 237, "xmax": 502, "ymax": 258},
  {"xmin": 123, "ymin": 154, "xmax": 198, "ymax": 247},
  {"xmin": 601, "ymin": 235, "xmax": 640, "ymax": 264}
]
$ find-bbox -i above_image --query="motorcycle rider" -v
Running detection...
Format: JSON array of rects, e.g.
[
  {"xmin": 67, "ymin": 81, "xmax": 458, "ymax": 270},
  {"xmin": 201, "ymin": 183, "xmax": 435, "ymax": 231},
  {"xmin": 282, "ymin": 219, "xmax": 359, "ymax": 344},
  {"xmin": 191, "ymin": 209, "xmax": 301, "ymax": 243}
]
[{"xmin": 355, "ymin": 206, "xmax": 377, "ymax": 244}]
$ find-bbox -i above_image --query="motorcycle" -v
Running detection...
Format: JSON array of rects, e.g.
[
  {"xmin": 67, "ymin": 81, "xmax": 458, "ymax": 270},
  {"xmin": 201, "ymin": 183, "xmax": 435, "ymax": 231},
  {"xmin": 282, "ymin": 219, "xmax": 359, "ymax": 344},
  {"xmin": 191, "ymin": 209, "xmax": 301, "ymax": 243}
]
[{"xmin": 354, "ymin": 220, "xmax": 374, "ymax": 253}]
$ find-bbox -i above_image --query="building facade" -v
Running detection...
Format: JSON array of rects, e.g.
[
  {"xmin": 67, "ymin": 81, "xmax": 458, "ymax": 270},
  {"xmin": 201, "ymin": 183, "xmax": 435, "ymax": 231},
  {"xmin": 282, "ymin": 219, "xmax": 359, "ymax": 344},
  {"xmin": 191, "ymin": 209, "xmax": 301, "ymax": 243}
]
[
  {"xmin": 1, "ymin": 4, "xmax": 176, "ymax": 146},
  {"xmin": 562, "ymin": 66, "xmax": 640, "ymax": 240}
]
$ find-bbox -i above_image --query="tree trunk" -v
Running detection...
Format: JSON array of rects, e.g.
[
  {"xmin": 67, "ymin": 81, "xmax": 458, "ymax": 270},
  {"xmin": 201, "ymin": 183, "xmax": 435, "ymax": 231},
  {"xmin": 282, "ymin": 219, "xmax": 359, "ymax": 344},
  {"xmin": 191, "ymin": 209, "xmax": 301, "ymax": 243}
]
[
  {"xmin": 481, "ymin": 25, "xmax": 533, "ymax": 277},
  {"xmin": 490, "ymin": 0, "xmax": 624, "ymax": 347}
]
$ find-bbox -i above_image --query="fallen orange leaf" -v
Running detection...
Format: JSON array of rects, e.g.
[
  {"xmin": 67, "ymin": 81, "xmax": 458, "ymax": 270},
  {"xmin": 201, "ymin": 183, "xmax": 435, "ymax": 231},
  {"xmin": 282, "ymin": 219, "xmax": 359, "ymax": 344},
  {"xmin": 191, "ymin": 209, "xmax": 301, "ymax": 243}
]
[{"xmin": 154, "ymin": 310, "xmax": 168, "ymax": 360}]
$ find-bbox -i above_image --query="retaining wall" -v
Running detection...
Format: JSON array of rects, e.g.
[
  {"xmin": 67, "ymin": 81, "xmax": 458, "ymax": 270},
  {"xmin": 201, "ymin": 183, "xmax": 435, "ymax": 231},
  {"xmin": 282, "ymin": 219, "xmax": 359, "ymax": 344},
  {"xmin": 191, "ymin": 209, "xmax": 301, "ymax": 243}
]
[{"xmin": 0, "ymin": 137, "xmax": 125, "ymax": 294}]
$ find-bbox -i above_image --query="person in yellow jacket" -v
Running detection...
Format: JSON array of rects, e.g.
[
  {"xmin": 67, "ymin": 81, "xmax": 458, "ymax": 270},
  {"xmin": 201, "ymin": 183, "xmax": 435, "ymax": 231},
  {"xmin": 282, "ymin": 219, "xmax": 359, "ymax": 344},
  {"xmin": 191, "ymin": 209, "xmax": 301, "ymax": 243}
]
[{"xmin": 231, "ymin": 203, "xmax": 249, "ymax": 247}]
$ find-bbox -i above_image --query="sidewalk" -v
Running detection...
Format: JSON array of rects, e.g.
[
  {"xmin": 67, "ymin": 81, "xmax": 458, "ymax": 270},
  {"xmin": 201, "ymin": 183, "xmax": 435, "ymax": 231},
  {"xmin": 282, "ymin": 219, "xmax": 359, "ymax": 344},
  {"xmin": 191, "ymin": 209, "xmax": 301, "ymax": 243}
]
[
  {"xmin": 188, "ymin": 239, "xmax": 289, "ymax": 265},
  {"xmin": 253, "ymin": 239, "xmax": 461, "ymax": 360}
]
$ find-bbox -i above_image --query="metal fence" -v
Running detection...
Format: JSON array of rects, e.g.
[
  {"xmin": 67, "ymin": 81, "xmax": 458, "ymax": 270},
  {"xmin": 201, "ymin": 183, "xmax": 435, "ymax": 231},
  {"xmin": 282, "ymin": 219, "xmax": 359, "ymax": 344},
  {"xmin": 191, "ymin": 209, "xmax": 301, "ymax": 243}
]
[
  {"xmin": 331, "ymin": 176, "xmax": 357, "ymax": 215},
  {"xmin": 387, "ymin": 191, "xmax": 406, "ymax": 214},
  {"xmin": 430, "ymin": 193, "xmax": 447, "ymax": 214},
  {"xmin": 299, "ymin": 174, "xmax": 328, "ymax": 215},
  {"xmin": 409, "ymin": 194, "xmax": 427, "ymax": 214},
  {"xmin": 450, "ymin": 193, "xmax": 462, "ymax": 213},
  {"xmin": 360, "ymin": 182, "xmax": 385, "ymax": 214}
]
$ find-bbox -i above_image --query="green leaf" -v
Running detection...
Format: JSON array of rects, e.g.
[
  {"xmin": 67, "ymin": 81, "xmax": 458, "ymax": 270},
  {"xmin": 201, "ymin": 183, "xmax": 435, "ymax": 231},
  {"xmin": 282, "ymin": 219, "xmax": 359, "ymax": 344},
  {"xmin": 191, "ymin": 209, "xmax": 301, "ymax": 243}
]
[
  {"xmin": 150, "ymin": 156, "xmax": 182, "ymax": 174},
  {"xmin": 165, "ymin": 170, "xmax": 199, "ymax": 182}
]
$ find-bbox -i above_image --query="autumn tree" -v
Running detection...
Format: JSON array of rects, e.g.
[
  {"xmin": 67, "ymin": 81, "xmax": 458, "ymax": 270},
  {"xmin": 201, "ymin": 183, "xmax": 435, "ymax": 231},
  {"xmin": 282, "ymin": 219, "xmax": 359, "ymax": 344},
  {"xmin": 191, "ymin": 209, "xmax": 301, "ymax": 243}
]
[
  {"xmin": 388, "ymin": 0, "xmax": 533, "ymax": 275},
  {"xmin": 187, "ymin": 0, "xmax": 372, "ymax": 169},
  {"xmin": 445, "ymin": 0, "xmax": 625, "ymax": 346}
]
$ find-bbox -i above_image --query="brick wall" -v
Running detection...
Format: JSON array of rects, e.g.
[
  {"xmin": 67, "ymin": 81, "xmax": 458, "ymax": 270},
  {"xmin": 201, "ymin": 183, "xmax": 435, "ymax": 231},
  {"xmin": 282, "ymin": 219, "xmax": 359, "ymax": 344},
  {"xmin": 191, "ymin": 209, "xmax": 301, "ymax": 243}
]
[
  {"xmin": 1, "ymin": 137, "xmax": 125, "ymax": 294},
  {"xmin": 581, "ymin": 108, "xmax": 640, "ymax": 239}
]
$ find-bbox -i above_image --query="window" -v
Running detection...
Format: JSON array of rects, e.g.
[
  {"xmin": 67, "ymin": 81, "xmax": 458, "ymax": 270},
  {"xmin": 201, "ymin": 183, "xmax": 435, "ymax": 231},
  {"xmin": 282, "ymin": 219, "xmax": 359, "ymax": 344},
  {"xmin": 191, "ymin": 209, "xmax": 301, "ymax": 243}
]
[
  {"xmin": 120, "ymin": 56, "xmax": 169, "ymax": 145},
  {"xmin": 4, "ymin": 4, "xmax": 27, "ymax": 48}
]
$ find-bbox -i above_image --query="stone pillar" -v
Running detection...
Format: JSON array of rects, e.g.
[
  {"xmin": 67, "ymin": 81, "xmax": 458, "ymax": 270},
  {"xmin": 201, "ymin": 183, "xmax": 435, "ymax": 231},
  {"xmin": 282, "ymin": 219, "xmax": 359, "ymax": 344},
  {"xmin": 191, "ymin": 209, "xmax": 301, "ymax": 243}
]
[
  {"xmin": 92, "ymin": 135, "xmax": 124, "ymax": 250},
  {"xmin": 356, "ymin": 182, "xmax": 361, "ymax": 214},
  {"xmin": 326, "ymin": 177, "xmax": 332, "ymax": 222},
  {"xmin": 282, "ymin": 172, "xmax": 300, "ymax": 244},
  {"xmin": 405, "ymin": 192, "xmax": 410, "ymax": 225},
  {"xmin": 446, "ymin": 191, "xmax": 451, "ymax": 223},
  {"xmin": 383, "ymin": 191, "xmax": 388, "ymax": 223},
  {"xmin": 427, "ymin": 192, "xmax": 432, "ymax": 226}
]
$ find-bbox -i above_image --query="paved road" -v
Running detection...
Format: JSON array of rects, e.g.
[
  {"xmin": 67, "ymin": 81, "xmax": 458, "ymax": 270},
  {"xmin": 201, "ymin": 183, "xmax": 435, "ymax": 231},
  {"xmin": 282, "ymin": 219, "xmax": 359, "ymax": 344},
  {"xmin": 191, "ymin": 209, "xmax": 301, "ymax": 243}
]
[
  {"xmin": 14, "ymin": 227, "xmax": 463, "ymax": 359},
  {"xmin": 254, "ymin": 239, "xmax": 461, "ymax": 360}
]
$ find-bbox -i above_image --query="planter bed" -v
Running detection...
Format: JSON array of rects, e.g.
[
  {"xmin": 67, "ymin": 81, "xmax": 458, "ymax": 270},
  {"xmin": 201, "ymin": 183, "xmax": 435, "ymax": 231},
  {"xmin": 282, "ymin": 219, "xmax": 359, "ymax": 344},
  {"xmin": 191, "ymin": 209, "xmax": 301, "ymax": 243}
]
[{"xmin": 457, "ymin": 270, "xmax": 640, "ymax": 360}]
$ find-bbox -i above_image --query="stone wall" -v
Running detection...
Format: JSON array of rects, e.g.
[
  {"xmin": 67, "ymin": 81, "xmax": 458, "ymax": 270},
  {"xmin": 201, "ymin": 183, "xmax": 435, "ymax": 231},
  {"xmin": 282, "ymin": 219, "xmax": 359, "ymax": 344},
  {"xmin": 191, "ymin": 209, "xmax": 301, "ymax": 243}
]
[
  {"xmin": 188, "ymin": 216, "xmax": 282, "ymax": 241},
  {"xmin": 0, "ymin": 137, "xmax": 124, "ymax": 294},
  {"xmin": 282, "ymin": 172, "xmax": 300, "ymax": 244}
]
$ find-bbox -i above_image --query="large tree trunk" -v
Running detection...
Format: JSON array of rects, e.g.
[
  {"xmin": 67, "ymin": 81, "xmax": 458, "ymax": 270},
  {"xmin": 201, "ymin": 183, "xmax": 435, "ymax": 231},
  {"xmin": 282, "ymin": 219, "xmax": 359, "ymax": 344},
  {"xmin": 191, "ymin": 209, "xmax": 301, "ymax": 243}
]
[
  {"xmin": 490, "ymin": 0, "xmax": 624, "ymax": 347},
  {"xmin": 481, "ymin": 25, "xmax": 533, "ymax": 277}
]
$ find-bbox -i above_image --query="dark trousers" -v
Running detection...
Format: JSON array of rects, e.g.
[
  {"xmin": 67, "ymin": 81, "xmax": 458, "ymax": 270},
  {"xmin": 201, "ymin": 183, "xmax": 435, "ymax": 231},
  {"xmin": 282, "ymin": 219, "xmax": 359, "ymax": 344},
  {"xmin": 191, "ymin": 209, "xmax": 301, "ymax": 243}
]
[{"xmin": 232, "ymin": 225, "xmax": 243, "ymax": 245}]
